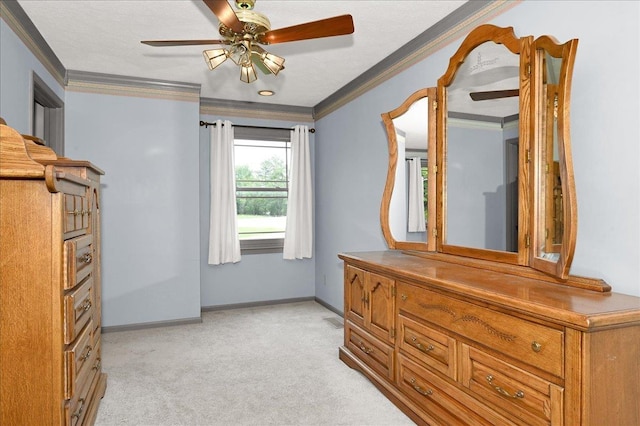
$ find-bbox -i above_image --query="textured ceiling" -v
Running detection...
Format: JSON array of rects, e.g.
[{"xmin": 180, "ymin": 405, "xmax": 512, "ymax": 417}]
[{"xmin": 16, "ymin": 0, "xmax": 467, "ymax": 107}]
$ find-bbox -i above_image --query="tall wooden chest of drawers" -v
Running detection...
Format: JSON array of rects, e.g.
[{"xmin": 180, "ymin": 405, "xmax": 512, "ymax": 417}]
[
  {"xmin": 0, "ymin": 124, "xmax": 107, "ymax": 425},
  {"xmin": 339, "ymin": 251, "xmax": 640, "ymax": 426}
]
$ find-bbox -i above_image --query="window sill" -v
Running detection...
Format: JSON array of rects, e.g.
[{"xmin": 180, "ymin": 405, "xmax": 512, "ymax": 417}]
[{"xmin": 240, "ymin": 238, "xmax": 284, "ymax": 255}]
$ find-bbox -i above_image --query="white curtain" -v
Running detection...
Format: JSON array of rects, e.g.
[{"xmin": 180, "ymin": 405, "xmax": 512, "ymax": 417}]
[
  {"xmin": 407, "ymin": 157, "xmax": 426, "ymax": 232},
  {"xmin": 208, "ymin": 120, "xmax": 241, "ymax": 265},
  {"xmin": 283, "ymin": 125, "xmax": 313, "ymax": 259}
]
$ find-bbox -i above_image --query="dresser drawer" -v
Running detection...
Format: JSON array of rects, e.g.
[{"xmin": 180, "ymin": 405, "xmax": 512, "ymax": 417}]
[
  {"xmin": 63, "ymin": 235, "xmax": 93, "ymax": 290},
  {"xmin": 398, "ymin": 314, "xmax": 456, "ymax": 379},
  {"xmin": 64, "ymin": 321, "xmax": 94, "ymax": 400},
  {"xmin": 345, "ymin": 322, "xmax": 394, "ymax": 381},
  {"xmin": 65, "ymin": 356, "xmax": 99, "ymax": 426},
  {"xmin": 64, "ymin": 276, "xmax": 94, "ymax": 344},
  {"xmin": 64, "ymin": 193, "xmax": 90, "ymax": 234},
  {"xmin": 397, "ymin": 282, "xmax": 564, "ymax": 377},
  {"xmin": 398, "ymin": 354, "xmax": 516, "ymax": 426},
  {"xmin": 462, "ymin": 344, "xmax": 564, "ymax": 426}
]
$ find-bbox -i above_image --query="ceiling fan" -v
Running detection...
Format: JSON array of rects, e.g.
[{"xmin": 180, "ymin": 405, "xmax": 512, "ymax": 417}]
[{"xmin": 141, "ymin": 0, "xmax": 355, "ymax": 83}]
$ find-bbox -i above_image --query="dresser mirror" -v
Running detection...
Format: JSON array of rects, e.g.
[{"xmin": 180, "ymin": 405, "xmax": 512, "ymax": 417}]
[
  {"xmin": 531, "ymin": 36, "xmax": 578, "ymax": 279},
  {"xmin": 381, "ymin": 87, "xmax": 436, "ymax": 251},
  {"xmin": 443, "ymin": 40, "xmax": 521, "ymax": 255},
  {"xmin": 437, "ymin": 25, "xmax": 531, "ymax": 265},
  {"xmin": 379, "ymin": 24, "xmax": 595, "ymax": 285}
]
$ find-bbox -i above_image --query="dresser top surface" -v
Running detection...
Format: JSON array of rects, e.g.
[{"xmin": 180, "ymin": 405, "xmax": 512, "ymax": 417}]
[{"xmin": 339, "ymin": 251, "xmax": 640, "ymax": 330}]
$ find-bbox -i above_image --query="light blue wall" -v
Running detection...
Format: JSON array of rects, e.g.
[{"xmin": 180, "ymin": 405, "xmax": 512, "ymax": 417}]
[
  {"xmin": 314, "ymin": 42, "xmax": 457, "ymax": 310},
  {"xmin": 315, "ymin": 0, "xmax": 640, "ymax": 307},
  {"xmin": 65, "ymin": 92, "xmax": 201, "ymax": 327},
  {"xmin": 0, "ymin": 19, "xmax": 63, "ymax": 133},
  {"xmin": 495, "ymin": 0, "xmax": 640, "ymax": 297},
  {"xmin": 198, "ymin": 115, "xmax": 315, "ymax": 308},
  {"xmin": 447, "ymin": 124, "xmax": 504, "ymax": 250}
]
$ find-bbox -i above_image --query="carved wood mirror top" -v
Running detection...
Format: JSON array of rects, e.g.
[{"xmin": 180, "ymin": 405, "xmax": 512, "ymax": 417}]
[{"xmin": 380, "ymin": 24, "xmax": 609, "ymax": 291}]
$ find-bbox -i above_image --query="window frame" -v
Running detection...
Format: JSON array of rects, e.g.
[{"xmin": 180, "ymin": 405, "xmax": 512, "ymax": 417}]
[{"xmin": 233, "ymin": 126, "xmax": 292, "ymax": 255}]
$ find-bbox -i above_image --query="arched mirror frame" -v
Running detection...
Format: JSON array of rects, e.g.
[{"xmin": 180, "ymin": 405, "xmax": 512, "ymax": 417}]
[
  {"xmin": 530, "ymin": 36, "xmax": 579, "ymax": 279},
  {"xmin": 436, "ymin": 25, "xmax": 533, "ymax": 266},
  {"xmin": 380, "ymin": 87, "xmax": 437, "ymax": 251}
]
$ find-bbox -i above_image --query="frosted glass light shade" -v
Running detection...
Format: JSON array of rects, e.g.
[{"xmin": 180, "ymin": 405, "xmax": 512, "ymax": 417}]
[
  {"xmin": 203, "ymin": 49, "xmax": 228, "ymax": 70},
  {"xmin": 240, "ymin": 62, "xmax": 257, "ymax": 83}
]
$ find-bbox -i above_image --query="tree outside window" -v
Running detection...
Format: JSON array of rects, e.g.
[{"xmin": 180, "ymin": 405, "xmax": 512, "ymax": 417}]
[{"xmin": 234, "ymin": 139, "xmax": 291, "ymax": 243}]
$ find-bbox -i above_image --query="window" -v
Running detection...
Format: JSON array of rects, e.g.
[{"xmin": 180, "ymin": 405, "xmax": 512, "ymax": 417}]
[
  {"xmin": 32, "ymin": 72, "xmax": 64, "ymax": 156},
  {"xmin": 234, "ymin": 127, "xmax": 291, "ymax": 254}
]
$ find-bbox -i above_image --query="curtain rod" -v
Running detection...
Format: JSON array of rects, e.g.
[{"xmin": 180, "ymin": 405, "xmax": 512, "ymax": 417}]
[{"xmin": 199, "ymin": 121, "xmax": 315, "ymax": 133}]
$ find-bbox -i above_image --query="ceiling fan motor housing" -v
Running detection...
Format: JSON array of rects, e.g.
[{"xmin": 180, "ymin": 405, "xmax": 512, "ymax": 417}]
[{"xmin": 219, "ymin": 10, "xmax": 271, "ymax": 39}]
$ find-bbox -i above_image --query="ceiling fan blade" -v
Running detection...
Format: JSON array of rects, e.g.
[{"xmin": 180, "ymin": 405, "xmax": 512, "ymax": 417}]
[
  {"xmin": 203, "ymin": 0, "xmax": 244, "ymax": 34},
  {"xmin": 258, "ymin": 15, "xmax": 354, "ymax": 45},
  {"xmin": 469, "ymin": 89, "xmax": 519, "ymax": 101},
  {"xmin": 141, "ymin": 39, "xmax": 230, "ymax": 47}
]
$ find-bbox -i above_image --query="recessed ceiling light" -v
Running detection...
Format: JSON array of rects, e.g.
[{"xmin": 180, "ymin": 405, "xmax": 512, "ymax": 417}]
[{"xmin": 258, "ymin": 90, "xmax": 275, "ymax": 96}]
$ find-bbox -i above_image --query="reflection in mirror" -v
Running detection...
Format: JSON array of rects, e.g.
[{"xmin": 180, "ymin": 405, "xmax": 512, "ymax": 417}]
[
  {"xmin": 391, "ymin": 98, "xmax": 429, "ymax": 242},
  {"xmin": 532, "ymin": 36, "xmax": 578, "ymax": 279},
  {"xmin": 539, "ymin": 53, "xmax": 563, "ymax": 261},
  {"xmin": 444, "ymin": 41, "xmax": 520, "ymax": 253},
  {"xmin": 381, "ymin": 88, "xmax": 435, "ymax": 251}
]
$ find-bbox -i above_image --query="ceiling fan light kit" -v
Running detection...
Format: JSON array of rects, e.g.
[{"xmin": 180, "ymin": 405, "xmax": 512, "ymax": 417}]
[
  {"xmin": 251, "ymin": 45, "xmax": 285, "ymax": 75},
  {"xmin": 143, "ymin": 0, "xmax": 354, "ymax": 84},
  {"xmin": 203, "ymin": 48, "xmax": 229, "ymax": 70},
  {"xmin": 240, "ymin": 61, "xmax": 258, "ymax": 83}
]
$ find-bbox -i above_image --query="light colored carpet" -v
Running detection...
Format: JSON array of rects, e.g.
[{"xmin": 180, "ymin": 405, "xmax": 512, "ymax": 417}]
[{"xmin": 95, "ymin": 301, "xmax": 414, "ymax": 426}]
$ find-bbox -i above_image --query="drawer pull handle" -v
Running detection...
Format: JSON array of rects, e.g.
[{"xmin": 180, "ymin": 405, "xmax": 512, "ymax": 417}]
[
  {"xmin": 93, "ymin": 358, "xmax": 102, "ymax": 371},
  {"xmin": 80, "ymin": 298, "xmax": 92, "ymax": 312},
  {"xmin": 531, "ymin": 341, "xmax": 542, "ymax": 352},
  {"xmin": 409, "ymin": 378, "xmax": 433, "ymax": 396},
  {"xmin": 71, "ymin": 398, "xmax": 85, "ymax": 420},
  {"xmin": 358, "ymin": 341, "xmax": 373, "ymax": 354},
  {"xmin": 80, "ymin": 345, "xmax": 93, "ymax": 361},
  {"xmin": 79, "ymin": 253, "xmax": 92, "ymax": 264},
  {"xmin": 401, "ymin": 294, "xmax": 408, "ymax": 301},
  {"xmin": 486, "ymin": 375, "xmax": 525, "ymax": 399},
  {"xmin": 411, "ymin": 336, "xmax": 434, "ymax": 353}
]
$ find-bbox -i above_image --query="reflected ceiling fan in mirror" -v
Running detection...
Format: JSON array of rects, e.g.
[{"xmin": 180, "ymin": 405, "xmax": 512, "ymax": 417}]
[
  {"xmin": 141, "ymin": 0, "xmax": 354, "ymax": 83},
  {"xmin": 469, "ymin": 89, "xmax": 519, "ymax": 101}
]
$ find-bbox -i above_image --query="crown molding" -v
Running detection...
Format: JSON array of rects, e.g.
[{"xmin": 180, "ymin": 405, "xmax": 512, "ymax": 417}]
[
  {"xmin": 0, "ymin": 0, "xmax": 66, "ymax": 86},
  {"xmin": 66, "ymin": 70, "xmax": 200, "ymax": 102},
  {"xmin": 313, "ymin": 0, "xmax": 520, "ymax": 120},
  {"xmin": 200, "ymin": 97, "xmax": 314, "ymax": 123}
]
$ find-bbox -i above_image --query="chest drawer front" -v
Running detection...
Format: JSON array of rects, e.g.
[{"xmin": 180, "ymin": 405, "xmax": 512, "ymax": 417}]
[
  {"xmin": 462, "ymin": 345, "xmax": 564, "ymax": 426},
  {"xmin": 345, "ymin": 322, "xmax": 394, "ymax": 381},
  {"xmin": 398, "ymin": 282, "xmax": 564, "ymax": 377},
  {"xmin": 63, "ymin": 235, "xmax": 93, "ymax": 290},
  {"xmin": 64, "ymin": 321, "xmax": 94, "ymax": 400},
  {"xmin": 65, "ymin": 356, "xmax": 100, "ymax": 426},
  {"xmin": 398, "ymin": 314, "xmax": 456, "ymax": 380},
  {"xmin": 398, "ymin": 354, "xmax": 516, "ymax": 426},
  {"xmin": 64, "ymin": 276, "xmax": 94, "ymax": 344},
  {"xmin": 64, "ymin": 194, "xmax": 90, "ymax": 234}
]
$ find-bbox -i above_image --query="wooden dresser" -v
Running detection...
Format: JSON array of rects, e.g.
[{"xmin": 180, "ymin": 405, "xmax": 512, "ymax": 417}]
[
  {"xmin": 339, "ymin": 250, "xmax": 640, "ymax": 426},
  {"xmin": 0, "ymin": 124, "xmax": 107, "ymax": 425}
]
